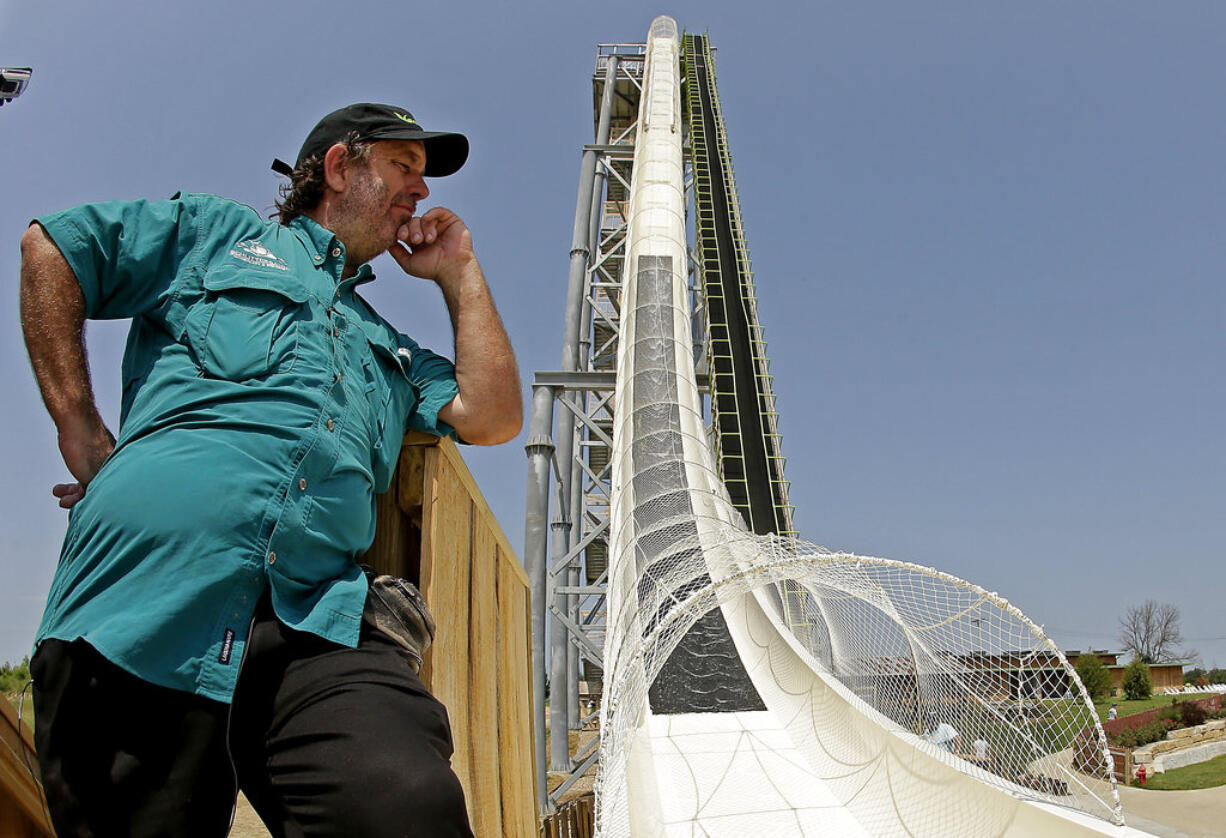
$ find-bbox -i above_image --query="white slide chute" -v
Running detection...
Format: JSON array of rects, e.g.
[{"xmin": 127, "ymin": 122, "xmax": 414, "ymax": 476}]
[{"xmin": 596, "ymin": 16, "xmax": 1153, "ymax": 838}]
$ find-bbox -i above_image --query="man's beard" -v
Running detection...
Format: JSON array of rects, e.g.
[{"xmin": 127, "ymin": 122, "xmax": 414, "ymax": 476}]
[{"xmin": 332, "ymin": 167, "xmax": 395, "ymax": 267}]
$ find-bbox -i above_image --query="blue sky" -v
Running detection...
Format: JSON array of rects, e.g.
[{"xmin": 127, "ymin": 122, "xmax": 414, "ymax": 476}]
[{"xmin": 1, "ymin": 1, "xmax": 1222, "ymax": 668}]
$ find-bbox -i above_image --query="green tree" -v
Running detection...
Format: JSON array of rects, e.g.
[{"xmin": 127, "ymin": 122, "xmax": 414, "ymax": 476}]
[
  {"xmin": 1075, "ymin": 653, "xmax": 1112, "ymax": 701},
  {"xmin": 1123, "ymin": 657, "xmax": 1153, "ymax": 701},
  {"xmin": 0, "ymin": 657, "xmax": 31, "ymax": 694}
]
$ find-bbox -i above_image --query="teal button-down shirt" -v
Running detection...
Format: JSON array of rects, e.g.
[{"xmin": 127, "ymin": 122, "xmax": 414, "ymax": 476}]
[{"xmin": 34, "ymin": 193, "xmax": 459, "ymax": 702}]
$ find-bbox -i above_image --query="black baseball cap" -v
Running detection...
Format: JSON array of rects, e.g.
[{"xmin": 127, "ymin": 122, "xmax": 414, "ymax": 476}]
[{"xmin": 272, "ymin": 103, "xmax": 469, "ymax": 178}]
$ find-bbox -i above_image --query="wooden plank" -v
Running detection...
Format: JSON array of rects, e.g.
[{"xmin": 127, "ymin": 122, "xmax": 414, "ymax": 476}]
[
  {"xmin": 419, "ymin": 452, "xmax": 475, "ymax": 821},
  {"xmin": 499, "ymin": 550, "xmax": 538, "ymax": 838},
  {"xmin": 416, "ymin": 445, "xmax": 441, "ymax": 690},
  {"xmin": 435, "ymin": 440, "xmax": 527, "ymax": 586},
  {"xmin": 395, "ymin": 441, "xmax": 428, "ymax": 525},
  {"xmin": 0, "ymin": 700, "xmax": 51, "ymax": 836},
  {"xmin": 467, "ymin": 519, "xmax": 502, "ymax": 836},
  {"xmin": 0, "ymin": 802, "xmax": 43, "ymax": 838},
  {"xmin": 362, "ymin": 486, "xmax": 409, "ymax": 579}
]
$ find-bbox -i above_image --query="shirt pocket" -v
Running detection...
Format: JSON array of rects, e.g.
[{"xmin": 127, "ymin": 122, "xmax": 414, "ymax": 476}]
[{"xmin": 187, "ymin": 266, "xmax": 310, "ymax": 382}]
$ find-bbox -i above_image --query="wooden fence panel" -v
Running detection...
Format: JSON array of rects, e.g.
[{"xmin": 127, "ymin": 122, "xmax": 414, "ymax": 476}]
[
  {"xmin": 467, "ymin": 520, "xmax": 503, "ymax": 835},
  {"xmin": 418, "ymin": 447, "xmax": 475, "ymax": 819},
  {"xmin": 499, "ymin": 550, "xmax": 536, "ymax": 837},
  {"xmin": 368, "ymin": 432, "xmax": 538, "ymax": 836}
]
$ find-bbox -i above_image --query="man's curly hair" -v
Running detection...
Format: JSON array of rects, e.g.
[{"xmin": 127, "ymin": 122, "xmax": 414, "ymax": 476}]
[{"xmin": 274, "ymin": 132, "xmax": 373, "ymax": 225}]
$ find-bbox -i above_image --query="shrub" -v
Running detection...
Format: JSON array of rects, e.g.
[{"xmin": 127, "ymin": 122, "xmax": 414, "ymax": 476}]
[
  {"xmin": 1196, "ymin": 675, "xmax": 1210, "ymax": 687},
  {"xmin": 0, "ymin": 657, "xmax": 31, "ymax": 694},
  {"xmin": 1179, "ymin": 701, "xmax": 1208, "ymax": 727},
  {"xmin": 1075, "ymin": 654, "xmax": 1112, "ymax": 701},
  {"xmin": 1123, "ymin": 658, "xmax": 1152, "ymax": 701},
  {"xmin": 1209, "ymin": 668, "xmax": 1226, "ymax": 685},
  {"xmin": 1108, "ymin": 718, "xmax": 1175, "ymax": 749}
]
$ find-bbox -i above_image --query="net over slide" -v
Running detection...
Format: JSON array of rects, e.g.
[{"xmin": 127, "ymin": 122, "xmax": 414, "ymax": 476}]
[{"xmin": 595, "ymin": 16, "xmax": 1152, "ymax": 838}]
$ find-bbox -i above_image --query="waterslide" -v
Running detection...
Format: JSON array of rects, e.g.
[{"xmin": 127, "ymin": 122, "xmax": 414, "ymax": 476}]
[{"xmin": 596, "ymin": 17, "xmax": 1154, "ymax": 837}]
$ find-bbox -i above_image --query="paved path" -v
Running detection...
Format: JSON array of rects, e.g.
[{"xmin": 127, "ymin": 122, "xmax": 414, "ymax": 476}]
[{"xmin": 1119, "ymin": 783, "xmax": 1226, "ymax": 838}]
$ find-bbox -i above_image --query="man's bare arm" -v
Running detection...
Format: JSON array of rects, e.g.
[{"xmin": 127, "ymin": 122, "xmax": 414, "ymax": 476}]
[
  {"xmin": 390, "ymin": 208, "xmax": 522, "ymax": 445},
  {"xmin": 20, "ymin": 223, "xmax": 115, "ymax": 507}
]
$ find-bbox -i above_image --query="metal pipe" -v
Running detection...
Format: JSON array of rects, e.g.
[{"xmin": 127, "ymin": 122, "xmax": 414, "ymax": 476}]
[
  {"xmin": 548, "ymin": 516, "xmax": 572, "ymax": 771},
  {"xmin": 523, "ymin": 384, "xmax": 556, "ymax": 813},
  {"xmin": 566, "ymin": 451, "xmax": 583, "ymax": 729},
  {"xmin": 587, "ymin": 56, "xmax": 619, "ymax": 282},
  {"xmin": 580, "ymin": 57, "xmax": 619, "ymax": 368}
]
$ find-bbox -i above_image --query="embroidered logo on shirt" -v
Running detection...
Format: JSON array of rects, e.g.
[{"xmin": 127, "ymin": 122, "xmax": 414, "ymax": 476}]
[
  {"xmin": 230, "ymin": 239, "xmax": 290, "ymax": 271},
  {"xmin": 219, "ymin": 628, "xmax": 236, "ymax": 664}
]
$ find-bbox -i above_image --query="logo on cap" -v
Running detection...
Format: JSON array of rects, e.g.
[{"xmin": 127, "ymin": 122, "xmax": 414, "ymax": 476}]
[{"xmin": 394, "ymin": 112, "xmax": 418, "ymax": 126}]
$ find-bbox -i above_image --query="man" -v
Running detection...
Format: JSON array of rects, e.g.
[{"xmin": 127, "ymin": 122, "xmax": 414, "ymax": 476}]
[
  {"xmin": 19, "ymin": 103, "xmax": 520, "ymax": 837},
  {"xmin": 927, "ymin": 721, "xmax": 962, "ymax": 753},
  {"xmin": 972, "ymin": 735, "xmax": 990, "ymax": 760}
]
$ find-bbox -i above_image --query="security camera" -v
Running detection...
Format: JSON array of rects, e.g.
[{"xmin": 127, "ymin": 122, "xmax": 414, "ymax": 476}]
[{"xmin": 0, "ymin": 67, "xmax": 32, "ymax": 106}]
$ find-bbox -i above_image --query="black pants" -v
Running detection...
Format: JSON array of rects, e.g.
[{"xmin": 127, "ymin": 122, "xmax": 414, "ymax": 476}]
[{"xmin": 31, "ymin": 595, "xmax": 474, "ymax": 838}]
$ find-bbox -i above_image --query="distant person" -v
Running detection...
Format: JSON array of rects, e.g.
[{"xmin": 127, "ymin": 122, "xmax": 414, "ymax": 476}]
[
  {"xmin": 927, "ymin": 721, "xmax": 962, "ymax": 753},
  {"xmin": 1107, "ymin": 703, "xmax": 1118, "ymax": 721},
  {"xmin": 20, "ymin": 102, "xmax": 521, "ymax": 837},
  {"xmin": 973, "ymin": 736, "xmax": 990, "ymax": 760}
]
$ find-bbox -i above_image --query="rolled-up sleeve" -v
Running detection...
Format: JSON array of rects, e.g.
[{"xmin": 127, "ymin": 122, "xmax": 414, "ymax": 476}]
[
  {"xmin": 400, "ymin": 336, "xmax": 459, "ymax": 438},
  {"xmin": 36, "ymin": 195, "xmax": 197, "ymax": 321}
]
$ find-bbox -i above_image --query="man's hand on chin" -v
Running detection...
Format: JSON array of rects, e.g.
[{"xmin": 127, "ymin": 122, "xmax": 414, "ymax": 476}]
[{"xmin": 388, "ymin": 206, "xmax": 476, "ymax": 287}]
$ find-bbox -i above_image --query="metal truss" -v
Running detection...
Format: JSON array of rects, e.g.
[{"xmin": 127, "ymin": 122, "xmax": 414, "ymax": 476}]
[{"xmin": 523, "ymin": 43, "xmax": 644, "ymax": 814}]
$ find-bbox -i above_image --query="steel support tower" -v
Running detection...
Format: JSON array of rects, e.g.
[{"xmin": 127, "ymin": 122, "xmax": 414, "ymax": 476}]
[{"xmin": 523, "ymin": 31, "xmax": 792, "ymax": 813}]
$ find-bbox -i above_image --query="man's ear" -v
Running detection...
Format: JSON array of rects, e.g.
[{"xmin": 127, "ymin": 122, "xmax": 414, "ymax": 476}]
[{"xmin": 322, "ymin": 143, "xmax": 351, "ymax": 194}]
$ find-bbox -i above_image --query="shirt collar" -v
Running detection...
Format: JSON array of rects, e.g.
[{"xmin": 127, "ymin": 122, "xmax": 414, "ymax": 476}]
[{"xmin": 288, "ymin": 215, "xmax": 376, "ymax": 285}]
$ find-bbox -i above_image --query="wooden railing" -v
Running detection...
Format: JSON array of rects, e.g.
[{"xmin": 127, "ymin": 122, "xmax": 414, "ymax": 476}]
[
  {"xmin": 0, "ymin": 695, "xmax": 53, "ymax": 837},
  {"xmin": 365, "ymin": 431, "xmax": 538, "ymax": 836},
  {"xmin": 539, "ymin": 794, "xmax": 594, "ymax": 838}
]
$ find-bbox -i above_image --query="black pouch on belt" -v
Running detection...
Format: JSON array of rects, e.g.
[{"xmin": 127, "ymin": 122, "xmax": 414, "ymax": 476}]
[{"xmin": 360, "ymin": 566, "xmax": 436, "ymax": 672}]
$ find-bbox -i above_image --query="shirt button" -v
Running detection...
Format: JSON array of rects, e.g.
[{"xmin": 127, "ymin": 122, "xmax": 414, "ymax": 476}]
[
  {"xmin": 326, "ymin": 418, "xmax": 335, "ymax": 431},
  {"xmin": 336, "ymin": 373, "xmax": 343, "ymax": 383},
  {"xmin": 267, "ymin": 551, "xmax": 276, "ymax": 565},
  {"xmin": 314, "ymin": 255, "xmax": 323, "ymax": 263},
  {"xmin": 331, "ymin": 247, "xmax": 342, "ymax": 258},
  {"xmin": 333, "ymin": 326, "xmax": 340, "ymax": 337},
  {"xmin": 299, "ymin": 478, "xmax": 307, "ymax": 491}
]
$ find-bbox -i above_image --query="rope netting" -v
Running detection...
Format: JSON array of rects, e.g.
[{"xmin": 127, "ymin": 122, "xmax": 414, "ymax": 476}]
[{"xmin": 597, "ymin": 519, "xmax": 1123, "ymax": 833}]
